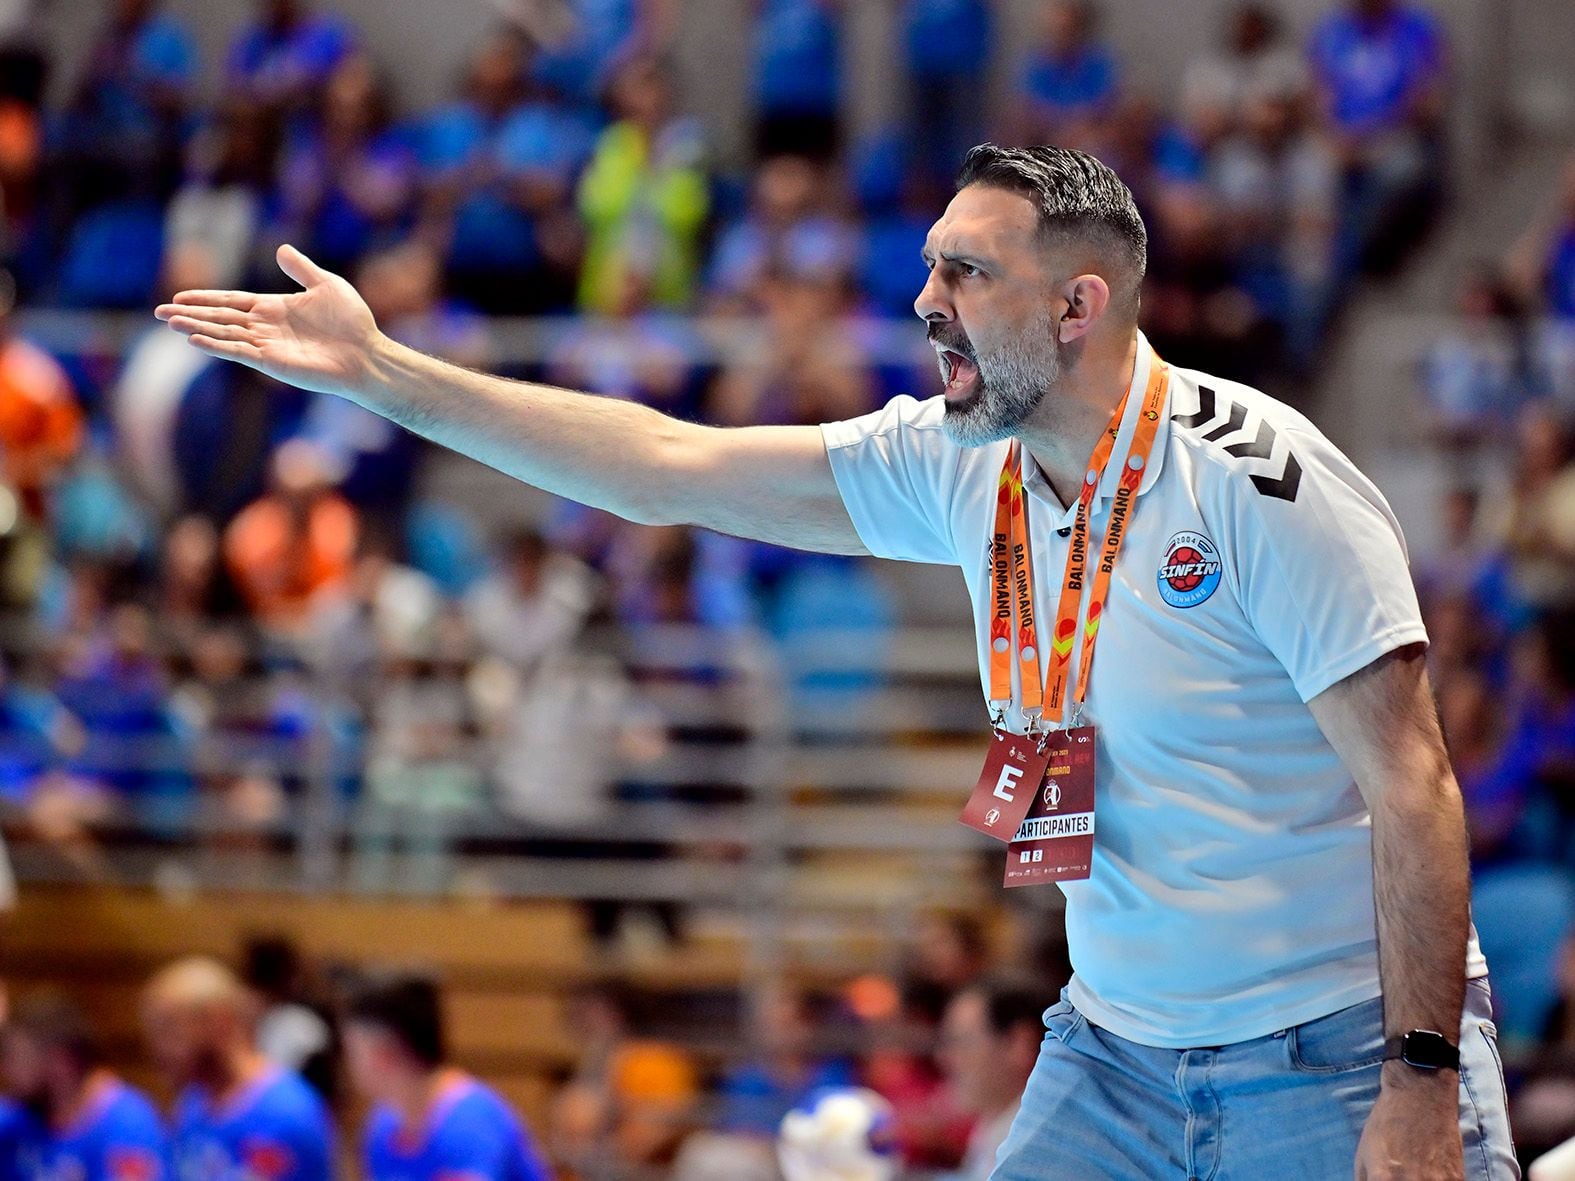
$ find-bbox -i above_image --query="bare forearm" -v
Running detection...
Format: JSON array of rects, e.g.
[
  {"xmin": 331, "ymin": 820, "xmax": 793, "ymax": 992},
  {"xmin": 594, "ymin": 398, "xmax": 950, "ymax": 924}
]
[
  {"xmin": 353, "ymin": 333, "xmax": 696, "ymax": 525},
  {"xmin": 1371, "ymin": 744, "xmax": 1471, "ymax": 1089}
]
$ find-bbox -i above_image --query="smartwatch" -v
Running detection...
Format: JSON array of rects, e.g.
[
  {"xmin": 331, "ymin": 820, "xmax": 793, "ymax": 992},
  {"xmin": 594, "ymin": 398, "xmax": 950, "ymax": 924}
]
[{"xmin": 1382, "ymin": 1030, "xmax": 1460, "ymax": 1071}]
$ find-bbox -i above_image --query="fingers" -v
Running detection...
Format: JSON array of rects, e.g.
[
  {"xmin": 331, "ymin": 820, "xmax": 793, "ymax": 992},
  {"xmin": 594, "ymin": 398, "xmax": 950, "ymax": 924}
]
[
  {"xmin": 155, "ymin": 290, "xmax": 257, "ymax": 315},
  {"xmin": 276, "ymin": 243, "xmax": 330, "ymax": 289},
  {"xmin": 155, "ymin": 304, "xmax": 250, "ymax": 327},
  {"xmin": 167, "ymin": 316, "xmax": 254, "ymax": 343},
  {"xmin": 185, "ymin": 334, "xmax": 263, "ymax": 363}
]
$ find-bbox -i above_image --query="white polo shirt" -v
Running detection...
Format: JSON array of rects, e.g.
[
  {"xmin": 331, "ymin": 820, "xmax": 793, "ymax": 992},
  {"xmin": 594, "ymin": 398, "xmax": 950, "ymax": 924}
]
[{"xmin": 820, "ymin": 333, "xmax": 1488, "ymax": 1048}]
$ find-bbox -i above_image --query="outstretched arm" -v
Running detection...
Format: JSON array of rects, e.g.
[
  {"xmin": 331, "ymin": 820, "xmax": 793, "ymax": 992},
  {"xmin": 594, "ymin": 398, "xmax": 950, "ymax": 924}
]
[{"xmin": 155, "ymin": 244, "xmax": 866, "ymax": 554}]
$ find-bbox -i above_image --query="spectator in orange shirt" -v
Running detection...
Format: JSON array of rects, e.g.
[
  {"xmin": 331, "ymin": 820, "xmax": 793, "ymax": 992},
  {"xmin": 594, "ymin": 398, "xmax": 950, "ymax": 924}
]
[
  {"xmin": 223, "ymin": 438, "xmax": 357, "ymax": 630},
  {"xmin": 0, "ymin": 270, "xmax": 84, "ymax": 519}
]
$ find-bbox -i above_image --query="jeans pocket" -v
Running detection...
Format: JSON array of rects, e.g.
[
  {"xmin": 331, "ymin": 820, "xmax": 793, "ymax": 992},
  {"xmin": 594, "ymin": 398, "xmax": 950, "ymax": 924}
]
[
  {"xmin": 1042, "ymin": 998, "xmax": 1085, "ymax": 1045},
  {"xmin": 1286, "ymin": 996, "xmax": 1387, "ymax": 1074}
]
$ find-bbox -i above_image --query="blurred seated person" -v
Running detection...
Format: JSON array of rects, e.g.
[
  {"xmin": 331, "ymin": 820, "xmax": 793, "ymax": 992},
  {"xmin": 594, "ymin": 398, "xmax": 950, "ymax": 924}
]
[
  {"xmin": 1307, "ymin": 0, "xmax": 1446, "ymax": 275},
  {"xmin": 354, "ymin": 606, "xmax": 483, "ymax": 896},
  {"xmin": 1011, "ymin": 0, "xmax": 1119, "ymax": 151},
  {"xmin": 142, "ymin": 957, "xmax": 334, "ymax": 1181},
  {"xmin": 165, "ymin": 103, "xmax": 279, "ymax": 291},
  {"xmin": 0, "ymin": 270, "xmax": 83, "ymax": 521},
  {"xmin": 464, "ymin": 527, "xmax": 595, "ymax": 673},
  {"xmin": 547, "ymin": 271, "xmax": 699, "ymax": 415},
  {"xmin": 418, "ymin": 30, "xmax": 594, "ymax": 316},
  {"xmin": 1503, "ymin": 407, "xmax": 1575, "ymax": 612},
  {"xmin": 224, "ymin": 440, "xmax": 358, "ymax": 633},
  {"xmin": 0, "ymin": 653, "xmax": 82, "ymax": 805},
  {"xmin": 1140, "ymin": 183, "xmax": 1273, "ymax": 383},
  {"xmin": 551, "ymin": 984, "xmax": 699, "ymax": 1175},
  {"xmin": 343, "ymin": 972, "xmax": 551, "ymax": 1181},
  {"xmin": 707, "ymin": 267, "xmax": 873, "ymax": 428},
  {"xmin": 577, "ymin": 54, "xmax": 708, "ymax": 315},
  {"xmin": 531, "ymin": 0, "xmax": 672, "ymax": 109},
  {"xmin": 60, "ymin": 0, "xmax": 194, "ymax": 199},
  {"xmin": 750, "ymin": 0, "xmax": 842, "ymax": 160},
  {"xmin": 1180, "ymin": 4, "xmax": 1307, "ymax": 144},
  {"xmin": 902, "ymin": 0, "xmax": 993, "ymax": 184},
  {"xmin": 225, "ymin": 0, "xmax": 356, "ymax": 120},
  {"xmin": 1509, "ymin": 154, "xmax": 1575, "ymax": 325},
  {"xmin": 275, "ymin": 56, "xmax": 416, "ymax": 276},
  {"xmin": 1460, "ymin": 610, "xmax": 1575, "ymax": 867},
  {"xmin": 52, "ymin": 605, "xmax": 190, "ymax": 830},
  {"xmin": 901, "ymin": 911, "xmax": 990, "ymax": 1027},
  {"xmin": 1507, "ymin": 155, "xmax": 1575, "ymax": 404},
  {"xmin": 938, "ymin": 977, "xmax": 1050, "ymax": 1181},
  {"xmin": 1208, "ymin": 82, "xmax": 1339, "ymax": 373},
  {"xmin": 704, "ymin": 154, "xmax": 859, "ymax": 314},
  {"xmin": 1418, "ymin": 265, "xmax": 1527, "ymax": 448},
  {"xmin": 717, "ymin": 984, "xmax": 854, "ymax": 1138},
  {"xmin": 1, "ymin": 994, "xmax": 167, "ymax": 1181}
]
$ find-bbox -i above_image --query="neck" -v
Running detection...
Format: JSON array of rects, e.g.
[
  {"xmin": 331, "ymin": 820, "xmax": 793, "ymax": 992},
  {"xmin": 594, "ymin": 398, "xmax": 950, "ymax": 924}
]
[
  {"xmin": 1018, "ymin": 330, "xmax": 1139, "ymax": 508},
  {"xmin": 204, "ymin": 1044, "xmax": 269, "ymax": 1102},
  {"xmin": 389, "ymin": 1066, "xmax": 456, "ymax": 1131},
  {"xmin": 977, "ymin": 1086, "xmax": 1024, "ymax": 1127},
  {"xmin": 49, "ymin": 1069, "xmax": 108, "ymax": 1131}
]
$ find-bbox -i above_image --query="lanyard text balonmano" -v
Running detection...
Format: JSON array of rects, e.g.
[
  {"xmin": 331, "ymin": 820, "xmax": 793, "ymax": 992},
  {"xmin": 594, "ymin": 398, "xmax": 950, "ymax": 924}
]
[{"xmin": 987, "ymin": 348, "xmax": 1169, "ymax": 735}]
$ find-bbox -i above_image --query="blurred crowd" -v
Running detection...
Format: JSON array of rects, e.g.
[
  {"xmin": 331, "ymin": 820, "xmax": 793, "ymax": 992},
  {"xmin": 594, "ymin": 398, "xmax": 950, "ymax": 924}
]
[
  {"xmin": 0, "ymin": 0, "xmax": 1456, "ymax": 872},
  {"xmin": 0, "ymin": 917, "xmax": 1070, "ymax": 1181},
  {"xmin": 1404, "ymin": 151, "xmax": 1575, "ymax": 1163}
]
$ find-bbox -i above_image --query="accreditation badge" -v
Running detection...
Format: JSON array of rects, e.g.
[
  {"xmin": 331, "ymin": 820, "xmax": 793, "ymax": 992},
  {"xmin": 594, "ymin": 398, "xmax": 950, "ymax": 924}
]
[
  {"xmin": 959, "ymin": 729, "xmax": 1052, "ymax": 842},
  {"xmin": 1003, "ymin": 726, "xmax": 1096, "ymax": 886}
]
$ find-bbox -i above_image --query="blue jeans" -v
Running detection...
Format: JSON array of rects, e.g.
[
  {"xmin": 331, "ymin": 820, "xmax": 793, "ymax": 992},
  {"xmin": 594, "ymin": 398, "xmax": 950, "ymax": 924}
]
[{"xmin": 992, "ymin": 976, "xmax": 1518, "ymax": 1180}]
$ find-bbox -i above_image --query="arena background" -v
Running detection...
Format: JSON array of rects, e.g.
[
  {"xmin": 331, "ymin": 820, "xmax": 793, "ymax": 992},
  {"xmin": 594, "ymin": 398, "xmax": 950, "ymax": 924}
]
[{"xmin": 1, "ymin": 0, "xmax": 1574, "ymax": 1176}]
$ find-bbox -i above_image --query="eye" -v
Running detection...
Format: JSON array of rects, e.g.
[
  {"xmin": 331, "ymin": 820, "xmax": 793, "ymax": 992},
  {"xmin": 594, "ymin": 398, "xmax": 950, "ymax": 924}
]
[{"xmin": 960, "ymin": 263, "xmax": 981, "ymax": 278}]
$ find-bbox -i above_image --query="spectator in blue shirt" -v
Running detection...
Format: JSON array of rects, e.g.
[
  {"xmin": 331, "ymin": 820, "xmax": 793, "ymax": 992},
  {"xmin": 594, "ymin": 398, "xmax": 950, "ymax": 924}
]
[
  {"xmin": 0, "ymin": 654, "xmax": 80, "ymax": 803},
  {"xmin": 752, "ymin": 0, "xmax": 843, "ymax": 159},
  {"xmin": 532, "ymin": 0, "xmax": 670, "ymax": 109},
  {"xmin": 275, "ymin": 56, "xmax": 417, "ymax": 275},
  {"xmin": 61, "ymin": 0, "xmax": 194, "ymax": 198},
  {"xmin": 1307, "ymin": 0, "xmax": 1446, "ymax": 277},
  {"xmin": 902, "ymin": 0, "xmax": 992, "ymax": 183},
  {"xmin": 1, "ymin": 994, "xmax": 168, "ymax": 1181},
  {"xmin": 717, "ymin": 984, "xmax": 855, "ymax": 1137},
  {"xmin": 143, "ymin": 958, "xmax": 334, "ymax": 1181},
  {"xmin": 1012, "ymin": 0, "xmax": 1118, "ymax": 150},
  {"xmin": 343, "ymin": 972, "xmax": 551, "ymax": 1181},
  {"xmin": 226, "ymin": 0, "xmax": 357, "ymax": 121},
  {"xmin": 0, "ymin": 1097, "xmax": 38, "ymax": 1181},
  {"xmin": 419, "ymin": 31, "xmax": 595, "ymax": 314}
]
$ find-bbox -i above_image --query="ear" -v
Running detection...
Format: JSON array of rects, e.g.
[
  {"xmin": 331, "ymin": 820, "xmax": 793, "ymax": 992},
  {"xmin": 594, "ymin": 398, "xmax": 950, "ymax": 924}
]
[{"xmin": 1056, "ymin": 274, "xmax": 1111, "ymax": 344}]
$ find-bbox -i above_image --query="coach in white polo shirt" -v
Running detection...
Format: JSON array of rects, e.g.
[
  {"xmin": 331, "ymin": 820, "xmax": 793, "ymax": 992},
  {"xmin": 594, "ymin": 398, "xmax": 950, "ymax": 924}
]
[{"xmin": 155, "ymin": 143, "xmax": 1516, "ymax": 1179}]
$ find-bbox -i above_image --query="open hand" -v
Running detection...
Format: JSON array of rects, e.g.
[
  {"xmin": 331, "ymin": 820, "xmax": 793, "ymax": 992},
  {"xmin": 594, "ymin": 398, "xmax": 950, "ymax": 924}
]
[{"xmin": 154, "ymin": 244, "xmax": 381, "ymax": 400}]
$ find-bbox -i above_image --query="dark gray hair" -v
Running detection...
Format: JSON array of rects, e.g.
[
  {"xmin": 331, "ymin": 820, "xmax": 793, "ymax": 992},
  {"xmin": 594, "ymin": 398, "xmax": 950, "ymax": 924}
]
[{"xmin": 955, "ymin": 143, "xmax": 1147, "ymax": 315}]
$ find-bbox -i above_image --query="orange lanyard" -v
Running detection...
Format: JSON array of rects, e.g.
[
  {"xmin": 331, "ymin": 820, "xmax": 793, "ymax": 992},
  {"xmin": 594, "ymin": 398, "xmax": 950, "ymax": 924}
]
[{"xmin": 987, "ymin": 349, "xmax": 1170, "ymax": 731}]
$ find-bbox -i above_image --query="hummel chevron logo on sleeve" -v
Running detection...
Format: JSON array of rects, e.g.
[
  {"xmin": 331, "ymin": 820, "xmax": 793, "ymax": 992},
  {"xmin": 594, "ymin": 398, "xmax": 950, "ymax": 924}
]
[
  {"xmin": 1172, "ymin": 386, "xmax": 1303, "ymax": 502},
  {"xmin": 1250, "ymin": 452, "xmax": 1302, "ymax": 502}
]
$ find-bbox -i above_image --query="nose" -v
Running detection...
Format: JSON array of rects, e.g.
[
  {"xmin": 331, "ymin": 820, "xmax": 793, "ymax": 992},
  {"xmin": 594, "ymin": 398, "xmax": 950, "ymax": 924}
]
[{"xmin": 914, "ymin": 267, "xmax": 953, "ymax": 323}]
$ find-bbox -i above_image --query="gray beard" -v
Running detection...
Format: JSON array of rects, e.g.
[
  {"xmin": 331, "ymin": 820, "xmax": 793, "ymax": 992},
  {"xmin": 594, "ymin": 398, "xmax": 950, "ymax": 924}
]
[{"xmin": 940, "ymin": 308, "xmax": 1063, "ymax": 448}]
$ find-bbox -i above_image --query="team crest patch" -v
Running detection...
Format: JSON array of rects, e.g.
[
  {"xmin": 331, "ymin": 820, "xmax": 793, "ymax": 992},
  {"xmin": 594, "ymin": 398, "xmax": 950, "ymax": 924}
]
[{"xmin": 1157, "ymin": 531, "xmax": 1222, "ymax": 608}]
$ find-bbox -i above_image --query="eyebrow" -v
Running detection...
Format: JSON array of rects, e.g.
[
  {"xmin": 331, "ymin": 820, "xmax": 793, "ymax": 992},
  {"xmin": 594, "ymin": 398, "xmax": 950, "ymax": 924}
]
[{"xmin": 922, "ymin": 246, "xmax": 992, "ymax": 268}]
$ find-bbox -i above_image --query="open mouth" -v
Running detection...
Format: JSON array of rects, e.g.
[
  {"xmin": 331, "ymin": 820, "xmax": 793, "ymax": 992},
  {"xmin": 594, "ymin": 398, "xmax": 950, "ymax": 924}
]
[{"xmin": 936, "ymin": 345, "xmax": 980, "ymax": 400}]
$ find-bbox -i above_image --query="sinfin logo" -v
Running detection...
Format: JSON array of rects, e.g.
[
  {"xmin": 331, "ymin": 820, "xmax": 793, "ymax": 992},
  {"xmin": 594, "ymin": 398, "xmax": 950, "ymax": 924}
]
[{"xmin": 1157, "ymin": 531, "xmax": 1222, "ymax": 608}]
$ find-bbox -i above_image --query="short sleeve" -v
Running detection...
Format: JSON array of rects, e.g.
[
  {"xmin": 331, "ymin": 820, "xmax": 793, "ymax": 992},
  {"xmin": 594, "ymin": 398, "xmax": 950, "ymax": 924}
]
[
  {"xmin": 819, "ymin": 395, "xmax": 962, "ymax": 565},
  {"xmin": 1227, "ymin": 428, "xmax": 1428, "ymax": 702}
]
